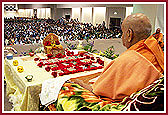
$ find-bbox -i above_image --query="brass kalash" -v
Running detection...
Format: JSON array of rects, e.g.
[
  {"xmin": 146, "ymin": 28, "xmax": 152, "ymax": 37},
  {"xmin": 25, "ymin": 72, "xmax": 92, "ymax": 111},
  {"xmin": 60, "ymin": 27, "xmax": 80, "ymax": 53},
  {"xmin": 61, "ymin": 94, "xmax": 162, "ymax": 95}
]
[{"xmin": 43, "ymin": 33, "xmax": 64, "ymax": 56}]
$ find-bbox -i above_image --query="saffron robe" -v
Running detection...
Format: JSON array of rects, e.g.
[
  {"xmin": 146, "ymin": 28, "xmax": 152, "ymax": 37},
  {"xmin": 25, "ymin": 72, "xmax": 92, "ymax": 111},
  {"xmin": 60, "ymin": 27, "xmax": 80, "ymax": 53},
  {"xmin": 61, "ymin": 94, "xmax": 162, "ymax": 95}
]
[
  {"xmin": 152, "ymin": 32, "xmax": 164, "ymax": 48},
  {"xmin": 92, "ymin": 36, "xmax": 163, "ymax": 100},
  {"xmin": 128, "ymin": 36, "xmax": 164, "ymax": 73}
]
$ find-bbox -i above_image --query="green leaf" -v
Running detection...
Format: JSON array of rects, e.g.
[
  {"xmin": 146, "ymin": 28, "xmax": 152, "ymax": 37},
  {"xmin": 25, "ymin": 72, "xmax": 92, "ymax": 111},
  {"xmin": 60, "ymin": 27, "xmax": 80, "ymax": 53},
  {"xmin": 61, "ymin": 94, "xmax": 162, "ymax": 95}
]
[
  {"xmin": 88, "ymin": 102, "xmax": 99, "ymax": 107},
  {"xmin": 71, "ymin": 84, "xmax": 84, "ymax": 89},
  {"xmin": 147, "ymin": 90, "xmax": 164, "ymax": 96},
  {"xmin": 99, "ymin": 104, "xmax": 111, "ymax": 111},
  {"xmin": 68, "ymin": 95, "xmax": 84, "ymax": 101},
  {"xmin": 74, "ymin": 90, "xmax": 88, "ymax": 95},
  {"xmin": 29, "ymin": 49, "xmax": 33, "ymax": 53},
  {"xmin": 90, "ymin": 104, "xmax": 101, "ymax": 111},
  {"xmin": 61, "ymin": 87, "xmax": 67, "ymax": 90},
  {"xmin": 57, "ymin": 104, "xmax": 64, "ymax": 111},
  {"xmin": 84, "ymin": 45, "xmax": 90, "ymax": 51},
  {"xmin": 91, "ymin": 49, "xmax": 97, "ymax": 53}
]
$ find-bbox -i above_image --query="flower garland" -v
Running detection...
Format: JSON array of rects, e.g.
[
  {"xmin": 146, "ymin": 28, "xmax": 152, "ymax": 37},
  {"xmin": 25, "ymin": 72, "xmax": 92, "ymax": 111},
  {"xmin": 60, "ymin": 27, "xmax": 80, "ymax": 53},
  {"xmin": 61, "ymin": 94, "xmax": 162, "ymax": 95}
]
[
  {"xmin": 35, "ymin": 50, "xmax": 104, "ymax": 78},
  {"xmin": 95, "ymin": 46, "xmax": 119, "ymax": 60},
  {"xmin": 44, "ymin": 41, "xmax": 52, "ymax": 46}
]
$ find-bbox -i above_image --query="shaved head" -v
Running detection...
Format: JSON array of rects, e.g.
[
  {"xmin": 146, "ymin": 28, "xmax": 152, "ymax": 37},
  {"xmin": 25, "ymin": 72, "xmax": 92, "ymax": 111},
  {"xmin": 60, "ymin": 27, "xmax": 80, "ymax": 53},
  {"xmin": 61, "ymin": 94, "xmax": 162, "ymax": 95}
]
[{"xmin": 121, "ymin": 13, "xmax": 152, "ymax": 48}]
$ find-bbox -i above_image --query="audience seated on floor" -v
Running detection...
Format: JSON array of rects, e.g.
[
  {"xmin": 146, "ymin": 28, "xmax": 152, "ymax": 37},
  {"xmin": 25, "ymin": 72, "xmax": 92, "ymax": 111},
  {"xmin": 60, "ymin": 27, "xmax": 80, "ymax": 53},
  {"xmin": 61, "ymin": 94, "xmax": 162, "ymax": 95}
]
[{"xmin": 4, "ymin": 17, "xmax": 122, "ymax": 46}]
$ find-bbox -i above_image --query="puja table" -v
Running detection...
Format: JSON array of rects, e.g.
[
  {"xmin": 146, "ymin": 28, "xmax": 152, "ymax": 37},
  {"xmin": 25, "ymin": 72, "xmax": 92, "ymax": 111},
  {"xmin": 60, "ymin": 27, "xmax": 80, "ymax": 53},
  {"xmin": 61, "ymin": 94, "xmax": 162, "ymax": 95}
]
[{"xmin": 4, "ymin": 53, "xmax": 105, "ymax": 111}]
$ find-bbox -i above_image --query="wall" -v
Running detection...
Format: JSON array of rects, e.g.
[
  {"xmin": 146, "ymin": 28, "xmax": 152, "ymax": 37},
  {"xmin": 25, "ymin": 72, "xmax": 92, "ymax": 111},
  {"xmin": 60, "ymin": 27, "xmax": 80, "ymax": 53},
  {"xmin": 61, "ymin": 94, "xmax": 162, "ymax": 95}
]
[
  {"xmin": 4, "ymin": 11, "xmax": 17, "ymax": 18},
  {"xmin": 50, "ymin": 4, "xmax": 56, "ymax": 19},
  {"xmin": 55, "ymin": 8, "xmax": 72, "ymax": 20},
  {"xmin": 4, "ymin": 4, "xmax": 52, "ymax": 18},
  {"xmin": 106, "ymin": 7, "xmax": 126, "ymax": 28},
  {"xmin": 18, "ymin": 4, "xmax": 54, "ymax": 9},
  {"xmin": 56, "ymin": 4, "xmax": 133, "ymax": 8},
  {"xmin": 155, "ymin": 4, "xmax": 164, "ymax": 34},
  {"xmin": 55, "ymin": 8, "xmax": 64, "ymax": 19},
  {"xmin": 57, "ymin": 4, "xmax": 129, "ymax": 25},
  {"xmin": 4, "ymin": 9, "xmax": 34, "ymax": 18},
  {"xmin": 69, "ymin": 6, "xmax": 124, "ymax": 26},
  {"xmin": 4, "ymin": 4, "xmax": 129, "ymax": 27},
  {"xmin": 133, "ymin": 4, "xmax": 164, "ymax": 34},
  {"xmin": 63, "ymin": 8, "xmax": 72, "ymax": 18}
]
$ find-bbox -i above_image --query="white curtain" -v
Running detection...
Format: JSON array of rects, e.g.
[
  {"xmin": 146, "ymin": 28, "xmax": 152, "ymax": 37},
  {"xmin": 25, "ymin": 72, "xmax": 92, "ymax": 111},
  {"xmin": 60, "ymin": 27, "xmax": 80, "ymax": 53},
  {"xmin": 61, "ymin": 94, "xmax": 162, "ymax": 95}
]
[
  {"xmin": 37, "ymin": 8, "xmax": 51, "ymax": 19},
  {"xmin": 18, "ymin": 9, "xmax": 33, "ymax": 17},
  {"xmin": 93, "ymin": 7, "xmax": 106, "ymax": 25},
  {"xmin": 46, "ymin": 8, "xmax": 51, "ymax": 19},
  {"xmin": 82, "ymin": 7, "xmax": 92, "ymax": 23},
  {"xmin": 4, "ymin": 11, "xmax": 17, "ymax": 18},
  {"xmin": 72, "ymin": 8, "xmax": 80, "ymax": 20},
  {"xmin": 126, "ymin": 7, "xmax": 133, "ymax": 17}
]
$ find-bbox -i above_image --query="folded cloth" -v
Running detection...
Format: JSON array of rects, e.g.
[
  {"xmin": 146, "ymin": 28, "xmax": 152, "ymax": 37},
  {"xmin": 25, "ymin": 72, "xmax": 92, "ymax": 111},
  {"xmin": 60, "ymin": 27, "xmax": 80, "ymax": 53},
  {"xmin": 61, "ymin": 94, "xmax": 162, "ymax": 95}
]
[{"xmin": 40, "ymin": 76, "xmax": 70, "ymax": 106}]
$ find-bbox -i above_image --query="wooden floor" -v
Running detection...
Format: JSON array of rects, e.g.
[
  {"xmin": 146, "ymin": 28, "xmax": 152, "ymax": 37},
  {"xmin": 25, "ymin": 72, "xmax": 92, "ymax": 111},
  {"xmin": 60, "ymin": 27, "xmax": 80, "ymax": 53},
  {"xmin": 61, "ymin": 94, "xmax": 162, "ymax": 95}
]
[{"xmin": 3, "ymin": 38, "xmax": 126, "ymax": 111}]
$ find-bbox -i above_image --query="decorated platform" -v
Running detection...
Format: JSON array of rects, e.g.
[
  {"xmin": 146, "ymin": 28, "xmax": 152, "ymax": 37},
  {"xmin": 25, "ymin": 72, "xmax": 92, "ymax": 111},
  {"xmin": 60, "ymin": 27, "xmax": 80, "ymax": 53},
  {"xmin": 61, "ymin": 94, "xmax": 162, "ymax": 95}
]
[{"xmin": 4, "ymin": 33, "xmax": 106, "ymax": 111}]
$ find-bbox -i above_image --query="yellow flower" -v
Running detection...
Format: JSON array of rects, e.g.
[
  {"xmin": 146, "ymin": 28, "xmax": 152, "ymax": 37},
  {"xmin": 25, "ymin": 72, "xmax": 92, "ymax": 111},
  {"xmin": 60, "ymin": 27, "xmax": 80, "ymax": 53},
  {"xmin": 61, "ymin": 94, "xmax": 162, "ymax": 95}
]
[{"xmin": 114, "ymin": 54, "xmax": 118, "ymax": 58}]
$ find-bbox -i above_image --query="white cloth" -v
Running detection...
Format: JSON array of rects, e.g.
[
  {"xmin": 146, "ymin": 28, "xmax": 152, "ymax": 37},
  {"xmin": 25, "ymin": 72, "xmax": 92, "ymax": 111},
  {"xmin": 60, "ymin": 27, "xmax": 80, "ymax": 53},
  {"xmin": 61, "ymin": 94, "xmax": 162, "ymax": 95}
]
[{"xmin": 40, "ymin": 76, "xmax": 70, "ymax": 106}]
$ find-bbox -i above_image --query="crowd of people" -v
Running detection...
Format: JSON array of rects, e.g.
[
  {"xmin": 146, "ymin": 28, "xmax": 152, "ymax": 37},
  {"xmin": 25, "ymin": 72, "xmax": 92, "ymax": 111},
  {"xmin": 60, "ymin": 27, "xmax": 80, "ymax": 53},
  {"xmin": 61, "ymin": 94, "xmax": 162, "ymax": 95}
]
[{"xmin": 4, "ymin": 17, "xmax": 122, "ymax": 46}]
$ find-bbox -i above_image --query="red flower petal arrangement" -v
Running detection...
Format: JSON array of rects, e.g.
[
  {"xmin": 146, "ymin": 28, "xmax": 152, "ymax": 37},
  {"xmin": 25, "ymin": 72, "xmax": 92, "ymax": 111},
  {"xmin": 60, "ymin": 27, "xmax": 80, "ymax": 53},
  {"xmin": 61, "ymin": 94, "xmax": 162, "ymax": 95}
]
[
  {"xmin": 79, "ymin": 52, "xmax": 84, "ymax": 57},
  {"xmin": 47, "ymin": 54, "xmax": 53, "ymax": 59},
  {"xmin": 35, "ymin": 50, "xmax": 104, "ymax": 77},
  {"xmin": 45, "ymin": 66, "xmax": 51, "ymax": 72},
  {"xmin": 91, "ymin": 57, "xmax": 95, "ymax": 60},
  {"xmin": 86, "ymin": 55, "xmax": 90, "ymax": 59},
  {"xmin": 34, "ymin": 57, "xmax": 40, "ymax": 61},
  {"xmin": 37, "ymin": 62, "xmax": 43, "ymax": 67},
  {"xmin": 66, "ymin": 51, "xmax": 74, "ymax": 56},
  {"xmin": 97, "ymin": 58, "xmax": 104, "ymax": 66},
  {"xmin": 55, "ymin": 41, "xmax": 60, "ymax": 45},
  {"xmin": 29, "ymin": 52, "xmax": 35, "ymax": 57},
  {"xmin": 44, "ymin": 41, "xmax": 51, "ymax": 46},
  {"xmin": 55, "ymin": 53, "xmax": 66, "ymax": 58},
  {"xmin": 51, "ymin": 71, "xmax": 57, "ymax": 78}
]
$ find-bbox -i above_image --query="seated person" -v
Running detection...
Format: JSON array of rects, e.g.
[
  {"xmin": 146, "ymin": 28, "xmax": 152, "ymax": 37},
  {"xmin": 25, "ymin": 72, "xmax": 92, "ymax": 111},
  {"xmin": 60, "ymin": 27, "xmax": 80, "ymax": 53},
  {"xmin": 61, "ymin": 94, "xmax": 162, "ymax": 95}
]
[
  {"xmin": 152, "ymin": 28, "xmax": 164, "ymax": 49},
  {"xmin": 74, "ymin": 13, "xmax": 164, "ymax": 100}
]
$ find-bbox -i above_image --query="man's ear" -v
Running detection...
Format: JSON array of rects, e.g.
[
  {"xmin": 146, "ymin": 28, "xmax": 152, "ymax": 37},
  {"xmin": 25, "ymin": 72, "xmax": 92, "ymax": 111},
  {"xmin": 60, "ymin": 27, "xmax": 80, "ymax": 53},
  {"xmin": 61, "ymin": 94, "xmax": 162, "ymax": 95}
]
[{"xmin": 127, "ymin": 29, "xmax": 133, "ymax": 42}]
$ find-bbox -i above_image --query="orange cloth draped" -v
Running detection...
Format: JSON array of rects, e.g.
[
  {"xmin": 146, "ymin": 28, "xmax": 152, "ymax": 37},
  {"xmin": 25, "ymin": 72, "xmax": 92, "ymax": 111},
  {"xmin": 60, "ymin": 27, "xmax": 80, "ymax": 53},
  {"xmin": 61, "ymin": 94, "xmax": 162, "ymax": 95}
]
[
  {"xmin": 152, "ymin": 32, "xmax": 164, "ymax": 48},
  {"xmin": 92, "ymin": 50, "xmax": 162, "ymax": 100},
  {"xmin": 128, "ymin": 36, "xmax": 164, "ymax": 73},
  {"xmin": 92, "ymin": 36, "xmax": 164, "ymax": 100}
]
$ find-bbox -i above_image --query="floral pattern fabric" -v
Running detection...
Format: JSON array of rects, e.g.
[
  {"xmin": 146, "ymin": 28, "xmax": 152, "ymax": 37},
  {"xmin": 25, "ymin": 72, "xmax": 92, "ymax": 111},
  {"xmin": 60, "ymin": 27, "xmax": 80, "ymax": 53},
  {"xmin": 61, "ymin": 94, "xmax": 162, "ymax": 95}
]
[{"xmin": 40, "ymin": 77, "xmax": 164, "ymax": 111}]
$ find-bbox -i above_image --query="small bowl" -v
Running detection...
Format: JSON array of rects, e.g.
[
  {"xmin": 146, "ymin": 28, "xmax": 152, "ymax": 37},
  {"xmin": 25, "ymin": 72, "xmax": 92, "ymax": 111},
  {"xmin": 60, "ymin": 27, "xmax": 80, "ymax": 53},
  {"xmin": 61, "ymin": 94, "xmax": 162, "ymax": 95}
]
[
  {"xmin": 25, "ymin": 75, "xmax": 33, "ymax": 82},
  {"xmin": 6, "ymin": 53, "xmax": 13, "ymax": 60}
]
